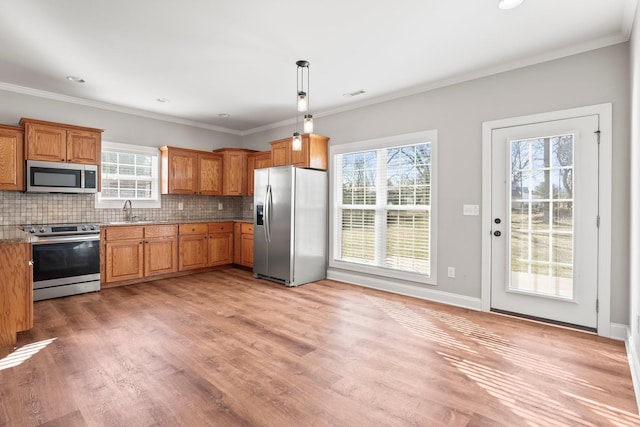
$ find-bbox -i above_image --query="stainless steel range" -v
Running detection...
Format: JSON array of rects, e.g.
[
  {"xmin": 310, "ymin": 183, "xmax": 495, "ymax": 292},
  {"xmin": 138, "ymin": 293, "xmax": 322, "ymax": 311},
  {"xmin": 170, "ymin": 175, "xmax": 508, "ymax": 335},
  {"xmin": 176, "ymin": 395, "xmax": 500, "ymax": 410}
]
[{"xmin": 26, "ymin": 223, "xmax": 101, "ymax": 301}]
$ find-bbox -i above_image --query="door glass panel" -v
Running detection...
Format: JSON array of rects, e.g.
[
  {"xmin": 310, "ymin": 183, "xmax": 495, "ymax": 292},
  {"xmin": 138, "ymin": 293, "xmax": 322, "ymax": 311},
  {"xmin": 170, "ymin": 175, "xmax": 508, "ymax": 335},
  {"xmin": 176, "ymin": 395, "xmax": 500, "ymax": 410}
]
[{"xmin": 509, "ymin": 135, "xmax": 574, "ymax": 299}]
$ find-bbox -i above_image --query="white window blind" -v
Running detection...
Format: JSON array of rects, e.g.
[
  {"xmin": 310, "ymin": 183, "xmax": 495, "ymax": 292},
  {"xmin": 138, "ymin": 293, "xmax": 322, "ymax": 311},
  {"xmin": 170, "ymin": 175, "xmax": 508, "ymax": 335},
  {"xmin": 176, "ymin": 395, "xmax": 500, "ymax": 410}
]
[
  {"xmin": 95, "ymin": 141, "xmax": 161, "ymax": 209},
  {"xmin": 332, "ymin": 131, "xmax": 437, "ymax": 283}
]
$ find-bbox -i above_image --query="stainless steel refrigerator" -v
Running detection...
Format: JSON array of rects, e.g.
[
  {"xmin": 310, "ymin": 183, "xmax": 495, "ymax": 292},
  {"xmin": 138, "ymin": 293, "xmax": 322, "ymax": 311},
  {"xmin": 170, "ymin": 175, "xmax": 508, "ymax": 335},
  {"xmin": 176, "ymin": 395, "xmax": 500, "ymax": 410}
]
[{"xmin": 253, "ymin": 165, "xmax": 328, "ymax": 286}]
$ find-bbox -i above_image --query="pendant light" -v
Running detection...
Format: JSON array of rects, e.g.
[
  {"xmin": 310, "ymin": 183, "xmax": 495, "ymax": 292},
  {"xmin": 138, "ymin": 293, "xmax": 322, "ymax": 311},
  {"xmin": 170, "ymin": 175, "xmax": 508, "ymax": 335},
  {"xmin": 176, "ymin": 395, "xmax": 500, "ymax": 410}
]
[{"xmin": 292, "ymin": 60, "xmax": 312, "ymax": 151}]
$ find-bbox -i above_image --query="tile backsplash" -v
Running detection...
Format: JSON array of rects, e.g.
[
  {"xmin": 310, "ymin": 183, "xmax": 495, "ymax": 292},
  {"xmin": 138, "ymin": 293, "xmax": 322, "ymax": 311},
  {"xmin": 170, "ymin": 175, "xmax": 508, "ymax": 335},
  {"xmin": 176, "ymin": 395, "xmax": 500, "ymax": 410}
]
[{"xmin": 0, "ymin": 191, "xmax": 254, "ymax": 226}]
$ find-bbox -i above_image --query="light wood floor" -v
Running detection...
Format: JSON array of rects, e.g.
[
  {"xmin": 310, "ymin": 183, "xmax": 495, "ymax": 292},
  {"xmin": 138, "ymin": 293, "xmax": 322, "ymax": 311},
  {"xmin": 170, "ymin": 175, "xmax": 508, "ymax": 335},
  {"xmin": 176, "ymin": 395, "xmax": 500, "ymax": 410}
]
[{"xmin": 1, "ymin": 269, "xmax": 638, "ymax": 426}]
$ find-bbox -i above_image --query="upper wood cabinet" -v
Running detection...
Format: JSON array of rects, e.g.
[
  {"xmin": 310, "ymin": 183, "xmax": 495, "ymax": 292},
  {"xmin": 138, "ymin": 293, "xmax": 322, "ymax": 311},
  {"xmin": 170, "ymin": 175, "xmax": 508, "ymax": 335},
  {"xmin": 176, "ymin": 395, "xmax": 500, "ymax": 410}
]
[
  {"xmin": 269, "ymin": 134, "xmax": 329, "ymax": 170},
  {"xmin": 213, "ymin": 148, "xmax": 257, "ymax": 196},
  {"xmin": 247, "ymin": 150, "xmax": 271, "ymax": 196},
  {"xmin": 0, "ymin": 125, "xmax": 24, "ymax": 191},
  {"xmin": 19, "ymin": 118, "xmax": 102, "ymax": 165},
  {"xmin": 160, "ymin": 146, "xmax": 223, "ymax": 195}
]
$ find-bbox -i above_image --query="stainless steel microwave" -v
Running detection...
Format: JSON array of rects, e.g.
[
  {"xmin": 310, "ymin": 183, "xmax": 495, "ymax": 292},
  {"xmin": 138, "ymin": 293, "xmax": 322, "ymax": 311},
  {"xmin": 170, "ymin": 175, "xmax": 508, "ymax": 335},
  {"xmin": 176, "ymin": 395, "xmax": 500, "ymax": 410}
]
[{"xmin": 26, "ymin": 160, "xmax": 98, "ymax": 193}]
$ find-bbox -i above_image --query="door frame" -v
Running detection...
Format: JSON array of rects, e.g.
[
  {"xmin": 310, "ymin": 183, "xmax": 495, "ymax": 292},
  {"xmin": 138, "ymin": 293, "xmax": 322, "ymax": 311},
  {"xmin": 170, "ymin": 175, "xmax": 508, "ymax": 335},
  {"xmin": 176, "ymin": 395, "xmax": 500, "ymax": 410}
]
[{"xmin": 481, "ymin": 103, "xmax": 612, "ymax": 337}]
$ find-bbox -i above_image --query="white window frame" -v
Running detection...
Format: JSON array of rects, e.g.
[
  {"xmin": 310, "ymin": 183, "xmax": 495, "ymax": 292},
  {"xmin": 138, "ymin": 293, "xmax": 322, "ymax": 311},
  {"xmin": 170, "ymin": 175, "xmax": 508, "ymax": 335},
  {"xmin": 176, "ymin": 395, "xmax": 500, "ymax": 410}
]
[
  {"xmin": 329, "ymin": 130, "xmax": 438, "ymax": 285},
  {"xmin": 95, "ymin": 141, "xmax": 162, "ymax": 209}
]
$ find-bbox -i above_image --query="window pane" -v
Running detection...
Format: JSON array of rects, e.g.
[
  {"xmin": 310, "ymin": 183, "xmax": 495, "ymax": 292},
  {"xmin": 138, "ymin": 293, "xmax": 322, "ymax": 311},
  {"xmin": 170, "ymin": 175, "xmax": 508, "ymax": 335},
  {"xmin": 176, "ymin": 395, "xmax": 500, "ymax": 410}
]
[
  {"xmin": 386, "ymin": 210, "xmax": 430, "ymax": 274},
  {"xmin": 340, "ymin": 209, "xmax": 375, "ymax": 264},
  {"xmin": 100, "ymin": 147, "xmax": 158, "ymax": 201}
]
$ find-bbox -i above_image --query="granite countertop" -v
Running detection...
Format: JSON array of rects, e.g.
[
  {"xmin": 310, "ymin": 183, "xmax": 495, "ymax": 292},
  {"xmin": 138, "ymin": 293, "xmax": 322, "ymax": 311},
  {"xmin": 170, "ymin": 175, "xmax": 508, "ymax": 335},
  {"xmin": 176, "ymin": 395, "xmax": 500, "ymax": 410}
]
[
  {"xmin": 0, "ymin": 227, "xmax": 38, "ymax": 244},
  {"xmin": 102, "ymin": 218, "xmax": 253, "ymax": 227}
]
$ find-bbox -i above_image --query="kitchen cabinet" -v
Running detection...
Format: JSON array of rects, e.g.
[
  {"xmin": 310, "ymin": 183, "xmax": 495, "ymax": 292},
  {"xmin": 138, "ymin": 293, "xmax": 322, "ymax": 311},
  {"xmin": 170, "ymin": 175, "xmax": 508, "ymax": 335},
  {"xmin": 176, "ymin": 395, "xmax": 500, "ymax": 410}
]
[
  {"xmin": 269, "ymin": 134, "xmax": 329, "ymax": 170},
  {"xmin": 0, "ymin": 243, "xmax": 33, "ymax": 347},
  {"xmin": 207, "ymin": 222, "xmax": 234, "ymax": 266},
  {"xmin": 144, "ymin": 225, "xmax": 179, "ymax": 276},
  {"xmin": 178, "ymin": 223, "xmax": 209, "ymax": 270},
  {"xmin": 103, "ymin": 225, "xmax": 178, "ymax": 282},
  {"xmin": 0, "ymin": 125, "xmax": 24, "ymax": 191},
  {"xmin": 160, "ymin": 146, "xmax": 223, "ymax": 195},
  {"xmin": 104, "ymin": 226, "xmax": 145, "ymax": 282},
  {"xmin": 20, "ymin": 118, "xmax": 102, "ymax": 165},
  {"xmin": 213, "ymin": 148, "xmax": 258, "ymax": 196},
  {"xmin": 179, "ymin": 222, "xmax": 234, "ymax": 270},
  {"xmin": 247, "ymin": 150, "xmax": 271, "ymax": 196},
  {"xmin": 234, "ymin": 222, "xmax": 254, "ymax": 268}
]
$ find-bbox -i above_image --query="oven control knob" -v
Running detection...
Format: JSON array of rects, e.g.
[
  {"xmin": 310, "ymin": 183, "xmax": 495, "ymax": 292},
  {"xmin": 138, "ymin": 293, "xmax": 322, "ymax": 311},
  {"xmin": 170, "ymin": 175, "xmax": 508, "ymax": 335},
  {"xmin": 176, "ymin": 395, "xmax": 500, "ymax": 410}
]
[
  {"xmin": 81, "ymin": 225, "xmax": 88, "ymax": 231},
  {"xmin": 90, "ymin": 225, "xmax": 96, "ymax": 230},
  {"xmin": 29, "ymin": 228, "xmax": 36, "ymax": 233},
  {"xmin": 39, "ymin": 227, "xmax": 46, "ymax": 233}
]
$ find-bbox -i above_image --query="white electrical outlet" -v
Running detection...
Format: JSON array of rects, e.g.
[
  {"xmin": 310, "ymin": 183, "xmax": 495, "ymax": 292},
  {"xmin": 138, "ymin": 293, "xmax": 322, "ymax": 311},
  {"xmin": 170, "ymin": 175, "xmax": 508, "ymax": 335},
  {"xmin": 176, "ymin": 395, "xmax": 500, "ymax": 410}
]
[
  {"xmin": 448, "ymin": 267, "xmax": 455, "ymax": 278},
  {"xmin": 218, "ymin": 203, "xmax": 223, "ymax": 210},
  {"xmin": 178, "ymin": 202, "xmax": 184, "ymax": 211}
]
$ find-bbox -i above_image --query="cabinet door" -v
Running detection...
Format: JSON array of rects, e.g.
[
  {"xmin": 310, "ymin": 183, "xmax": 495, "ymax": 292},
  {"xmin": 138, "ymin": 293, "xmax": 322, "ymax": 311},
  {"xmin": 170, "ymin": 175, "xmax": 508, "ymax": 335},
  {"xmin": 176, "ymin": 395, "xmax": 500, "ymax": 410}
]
[
  {"xmin": 271, "ymin": 140, "xmax": 290, "ymax": 166},
  {"xmin": 241, "ymin": 233, "xmax": 254, "ymax": 268},
  {"xmin": 233, "ymin": 222, "xmax": 242, "ymax": 264},
  {"xmin": 105, "ymin": 240, "xmax": 144, "ymax": 282},
  {"xmin": 25, "ymin": 123, "xmax": 67, "ymax": 162},
  {"xmin": 145, "ymin": 237, "xmax": 178, "ymax": 276},
  {"xmin": 222, "ymin": 151, "xmax": 246, "ymax": 195},
  {"xmin": 179, "ymin": 235, "xmax": 208, "ymax": 270},
  {"xmin": 207, "ymin": 232, "xmax": 233, "ymax": 266},
  {"xmin": 199, "ymin": 153, "xmax": 223, "ymax": 195},
  {"xmin": 0, "ymin": 127, "xmax": 24, "ymax": 191},
  {"xmin": 67, "ymin": 130, "xmax": 100, "ymax": 164},
  {"xmin": 168, "ymin": 149, "xmax": 198, "ymax": 194}
]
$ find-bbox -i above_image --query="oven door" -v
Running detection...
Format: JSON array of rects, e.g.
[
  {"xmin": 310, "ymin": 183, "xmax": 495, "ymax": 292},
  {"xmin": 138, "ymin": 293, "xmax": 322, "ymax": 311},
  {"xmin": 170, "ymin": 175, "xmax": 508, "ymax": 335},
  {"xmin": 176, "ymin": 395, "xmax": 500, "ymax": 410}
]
[{"xmin": 32, "ymin": 235, "xmax": 100, "ymax": 289}]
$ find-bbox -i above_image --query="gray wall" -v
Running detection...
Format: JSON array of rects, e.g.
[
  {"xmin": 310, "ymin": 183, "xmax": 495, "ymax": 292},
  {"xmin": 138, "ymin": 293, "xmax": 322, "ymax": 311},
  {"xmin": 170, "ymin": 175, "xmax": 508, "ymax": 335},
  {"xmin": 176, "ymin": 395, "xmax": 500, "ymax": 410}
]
[
  {"xmin": 0, "ymin": 90, "xmax": 241, "ymax": 150},
  {"xmin": 244, "ymin": 43, "xmax": 631, "ymax": 325},
  {"xmin": 630, "ymin": 6, "xmax": 640, "ymax": 361}
]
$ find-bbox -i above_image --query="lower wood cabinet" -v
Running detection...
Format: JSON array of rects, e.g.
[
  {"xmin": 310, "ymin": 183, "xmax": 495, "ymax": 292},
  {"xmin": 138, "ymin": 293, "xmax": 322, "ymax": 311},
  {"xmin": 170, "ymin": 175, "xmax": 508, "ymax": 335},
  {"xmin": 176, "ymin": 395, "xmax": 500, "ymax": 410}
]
[
  {"xmin": 179, "ymin": 222, "xmax": 233, "ymax": 271},
  {"xmin": 104, "ymin": 225, "xmax": 177, "ymax": 283},
  {"xmin": 234, "ymin": 222, "xmax": 254, "ymax": 268},
  {"xmin": 0, "ymin": 243, "xmax": 33, "ymax": 347}
]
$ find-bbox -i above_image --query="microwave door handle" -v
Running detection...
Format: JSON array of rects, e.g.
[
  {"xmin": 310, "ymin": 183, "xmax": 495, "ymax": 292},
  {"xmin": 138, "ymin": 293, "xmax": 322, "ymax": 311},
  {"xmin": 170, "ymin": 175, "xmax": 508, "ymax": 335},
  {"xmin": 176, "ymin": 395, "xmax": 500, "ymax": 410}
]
[{"xmin": 80, "ymin": 168, "xmax": 85, "ymax": 191}]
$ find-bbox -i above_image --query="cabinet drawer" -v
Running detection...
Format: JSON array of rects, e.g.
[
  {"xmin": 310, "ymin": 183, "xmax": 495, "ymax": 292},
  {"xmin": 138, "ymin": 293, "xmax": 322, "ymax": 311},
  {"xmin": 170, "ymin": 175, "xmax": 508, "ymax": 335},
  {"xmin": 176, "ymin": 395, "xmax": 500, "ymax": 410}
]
[
  {"xmin": 104, "ymin": 226, "xmax": 143, "ymax": 240},
  {"xmin": 241, "ymin": 223, "xmax": 254, "ymax": 234},
  {"xmin": 144, "ymin": 224, "xmax": 177, "ymax": 238},
  {"xmin": 208, "ymin": 222, "xmax": 233, "ymax": 233},
  {"xmin": 179, "ymin": 223, "xmax": 208, "ymax": 235}
]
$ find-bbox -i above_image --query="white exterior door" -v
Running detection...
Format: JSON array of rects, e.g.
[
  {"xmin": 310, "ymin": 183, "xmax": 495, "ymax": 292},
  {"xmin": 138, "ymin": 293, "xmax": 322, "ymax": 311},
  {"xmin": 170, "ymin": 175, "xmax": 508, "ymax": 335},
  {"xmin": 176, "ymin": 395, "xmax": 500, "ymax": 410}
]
[{"xmin": 490, "ymin": 115, "xmax": 600, "ymax": 329}]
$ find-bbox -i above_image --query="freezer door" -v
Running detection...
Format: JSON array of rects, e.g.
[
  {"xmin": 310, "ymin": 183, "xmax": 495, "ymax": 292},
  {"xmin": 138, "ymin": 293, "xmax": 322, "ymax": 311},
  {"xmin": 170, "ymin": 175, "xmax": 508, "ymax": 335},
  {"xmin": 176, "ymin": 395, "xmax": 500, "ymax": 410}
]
[
  {"xmin": 266, "ymin": 166, "xmax": 294, "ymax": 282},
  {"xmin": 253, "ymin": 168, "xmax": 269, "ymax": 276}
]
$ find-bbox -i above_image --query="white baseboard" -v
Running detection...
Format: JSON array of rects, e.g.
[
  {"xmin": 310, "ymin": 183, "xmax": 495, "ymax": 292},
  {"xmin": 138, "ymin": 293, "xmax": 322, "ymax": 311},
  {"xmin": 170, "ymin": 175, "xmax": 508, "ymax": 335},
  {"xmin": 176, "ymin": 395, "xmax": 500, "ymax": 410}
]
[
  {"xmin": 625, "ymin": 328, "xmax": 640, "ymax": 414},
  {"xmin": 611, "ymin": 323, "xmax": 629, "ymax": 341},
  {"xmin": 326, "ymin": 268, "xmax": 482, "ymax": 311}
]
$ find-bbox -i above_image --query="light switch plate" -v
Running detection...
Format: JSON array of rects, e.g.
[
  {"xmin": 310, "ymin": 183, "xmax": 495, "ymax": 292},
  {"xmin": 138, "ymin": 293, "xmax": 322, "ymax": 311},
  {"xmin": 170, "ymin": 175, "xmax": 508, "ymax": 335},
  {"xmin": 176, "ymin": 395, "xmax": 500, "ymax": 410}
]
[{"xmin": 463, "ymin": 204, "xmax": 480, "ymax": 216}]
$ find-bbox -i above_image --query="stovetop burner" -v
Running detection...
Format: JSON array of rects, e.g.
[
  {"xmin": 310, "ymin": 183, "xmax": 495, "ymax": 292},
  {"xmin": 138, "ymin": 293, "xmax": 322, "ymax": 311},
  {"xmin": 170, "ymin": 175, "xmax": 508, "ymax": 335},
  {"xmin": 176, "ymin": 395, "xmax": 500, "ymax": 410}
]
[{"xmin": 23, "ymin": 222, "xmax": 101, "ymax": 236}]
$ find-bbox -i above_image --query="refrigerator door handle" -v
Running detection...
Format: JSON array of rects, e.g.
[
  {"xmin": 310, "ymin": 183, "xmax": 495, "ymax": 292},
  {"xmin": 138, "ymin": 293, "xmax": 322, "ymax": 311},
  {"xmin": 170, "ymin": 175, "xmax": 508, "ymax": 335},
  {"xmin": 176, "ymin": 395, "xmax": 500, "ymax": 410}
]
[{"xmin": 264, "ymin": 184, "xmax": 272, "ymax": 243}]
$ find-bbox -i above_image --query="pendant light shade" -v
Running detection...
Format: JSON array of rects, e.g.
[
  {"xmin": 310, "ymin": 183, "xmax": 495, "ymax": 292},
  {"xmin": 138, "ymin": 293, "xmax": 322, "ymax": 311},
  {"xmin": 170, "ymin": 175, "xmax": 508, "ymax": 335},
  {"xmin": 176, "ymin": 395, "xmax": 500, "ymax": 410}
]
[
  {"xmin": 303, "ymin": 114, "xmax": 314, "ymax": 133},
  {"xmin": 297, "ymin": 92, "xmax": 308, "ymax": 112},
  {"xmin": 292, "ymin": 132, "xmax": 302, "ymax": 151}
]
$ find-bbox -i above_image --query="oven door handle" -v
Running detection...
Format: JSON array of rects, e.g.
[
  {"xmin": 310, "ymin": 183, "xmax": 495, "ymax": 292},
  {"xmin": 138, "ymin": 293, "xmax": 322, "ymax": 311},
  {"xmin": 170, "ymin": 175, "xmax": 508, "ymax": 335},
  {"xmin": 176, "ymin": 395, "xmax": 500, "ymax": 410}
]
[{"xmin": 33, "ymin": 235, "xmax": 99, "ymax": 244}]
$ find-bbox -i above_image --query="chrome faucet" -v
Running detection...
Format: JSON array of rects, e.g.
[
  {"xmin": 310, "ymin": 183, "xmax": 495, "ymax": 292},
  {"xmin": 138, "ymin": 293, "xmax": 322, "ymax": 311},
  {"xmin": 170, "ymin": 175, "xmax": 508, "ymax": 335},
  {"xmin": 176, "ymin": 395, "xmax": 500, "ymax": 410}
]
[{"xmin": 123, "ymin": 199, "xmax": 136, "ymax": 222}]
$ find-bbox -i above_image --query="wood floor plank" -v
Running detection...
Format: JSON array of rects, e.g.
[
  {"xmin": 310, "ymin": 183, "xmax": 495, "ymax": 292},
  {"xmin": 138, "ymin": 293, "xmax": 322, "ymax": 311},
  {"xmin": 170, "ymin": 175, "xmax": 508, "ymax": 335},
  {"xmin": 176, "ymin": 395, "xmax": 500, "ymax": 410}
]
[{"xmin": 0, "ymin": 269, "xmax": 637, "ymax": 426}]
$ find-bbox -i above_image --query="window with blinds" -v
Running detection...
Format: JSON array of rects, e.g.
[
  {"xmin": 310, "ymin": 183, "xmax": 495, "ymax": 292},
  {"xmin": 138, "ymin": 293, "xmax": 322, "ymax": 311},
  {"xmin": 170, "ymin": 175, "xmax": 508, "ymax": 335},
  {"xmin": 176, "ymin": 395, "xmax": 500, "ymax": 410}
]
[
  {"xmin": 95, "ymin": 141, "xmax": 161, "ymax": 208},
  {"xmin": 333, "ymin": 132, "xmax": 436, "ymax": 282}
]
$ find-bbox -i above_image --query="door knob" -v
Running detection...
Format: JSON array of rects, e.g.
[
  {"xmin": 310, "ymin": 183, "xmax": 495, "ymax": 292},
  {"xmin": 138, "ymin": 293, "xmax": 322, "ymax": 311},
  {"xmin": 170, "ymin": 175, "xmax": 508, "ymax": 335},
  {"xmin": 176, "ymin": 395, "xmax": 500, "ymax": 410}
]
[{"xmin": 494, "ymin": 230, "xmax": 502, "ymax": 237}]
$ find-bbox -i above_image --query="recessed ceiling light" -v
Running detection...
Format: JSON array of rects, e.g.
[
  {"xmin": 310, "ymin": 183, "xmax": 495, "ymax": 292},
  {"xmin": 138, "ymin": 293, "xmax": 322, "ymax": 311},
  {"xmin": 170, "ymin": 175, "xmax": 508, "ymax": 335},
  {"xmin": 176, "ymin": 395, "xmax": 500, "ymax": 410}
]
[
  {"xmin": 66, "ymin": 75, "xmax": 85, "ymax": 83},
  {"xmin": 218, "ymin": 113, "xmax": 231, "ymax": 118},
  {"xmin": 342, "ymin": 90, "xmax": 366, "ymax": 97},
  {"xmin": 498, "ymin": 0, "xmax": 524, "ymax": 10},
  {"xmin": 156, "ymin": 98, "xmax": 171, "ymax": 103}
]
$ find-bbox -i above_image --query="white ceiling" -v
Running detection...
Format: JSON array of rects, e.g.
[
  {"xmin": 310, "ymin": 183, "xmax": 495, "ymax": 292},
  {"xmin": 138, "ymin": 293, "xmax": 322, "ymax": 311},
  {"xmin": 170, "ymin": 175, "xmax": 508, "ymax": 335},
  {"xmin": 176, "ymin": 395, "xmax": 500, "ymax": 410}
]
[{"xmin": 0, "ymin": 0, "xmax": 636, "ymax": 135}]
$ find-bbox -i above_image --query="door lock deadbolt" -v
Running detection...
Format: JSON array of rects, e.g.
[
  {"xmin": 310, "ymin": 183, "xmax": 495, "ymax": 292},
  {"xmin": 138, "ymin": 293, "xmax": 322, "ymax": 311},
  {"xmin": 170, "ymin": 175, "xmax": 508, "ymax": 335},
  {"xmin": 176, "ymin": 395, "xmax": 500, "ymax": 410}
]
[{"xmin": 494, "ymin": 218, "xmax": 501, "ymax": 224}]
